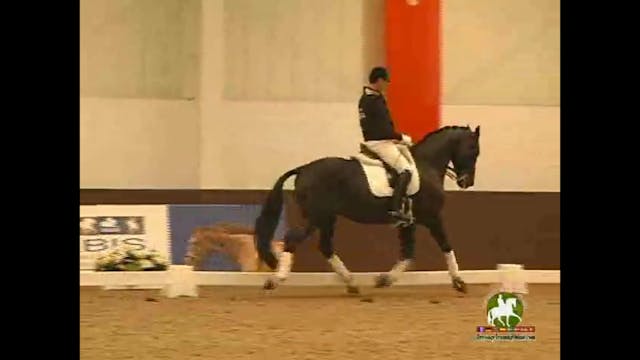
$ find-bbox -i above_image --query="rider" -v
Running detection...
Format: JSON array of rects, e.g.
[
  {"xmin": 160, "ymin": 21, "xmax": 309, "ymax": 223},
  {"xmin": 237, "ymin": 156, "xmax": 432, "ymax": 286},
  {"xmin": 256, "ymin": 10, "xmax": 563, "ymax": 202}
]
[{"xmin": 358, "ymin": 66, "xmax": 414, "ymax": 225}]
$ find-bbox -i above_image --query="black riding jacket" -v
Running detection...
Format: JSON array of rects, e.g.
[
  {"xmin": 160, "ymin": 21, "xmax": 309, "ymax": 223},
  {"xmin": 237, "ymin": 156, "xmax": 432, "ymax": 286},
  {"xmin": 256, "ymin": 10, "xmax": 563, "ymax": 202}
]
[{"xmin": 358, "ymin": 86, "xmax": 403, "ymax": 142}]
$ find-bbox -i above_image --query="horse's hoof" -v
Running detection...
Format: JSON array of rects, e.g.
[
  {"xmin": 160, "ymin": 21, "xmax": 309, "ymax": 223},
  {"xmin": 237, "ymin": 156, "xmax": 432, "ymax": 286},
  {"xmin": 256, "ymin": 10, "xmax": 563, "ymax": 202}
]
[
  {"xmin": 452, "ymin": 276, "xmax": 467, "ymax": 293},
  {"xmin": 346, "ymin": 285, "xmax": 361, "ymax": 295},
  {"xmin": 263, "ymin": 278, "xmax": 279, "ymax": 290},
  {"xmin": 374, "ymin": 274, "xmax": 393, "ymax": 288}
]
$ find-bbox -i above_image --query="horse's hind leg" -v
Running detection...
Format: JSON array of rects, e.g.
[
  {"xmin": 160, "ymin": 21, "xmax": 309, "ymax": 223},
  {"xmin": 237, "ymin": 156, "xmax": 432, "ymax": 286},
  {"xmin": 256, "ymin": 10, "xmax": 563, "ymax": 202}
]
[
  {"xmin": 317, "ymin": 217, "xmax": 359, "ymax": 295},
  {"xmin": 375, "ymin": 224, "xmax": 416, "ymax": 288},
  {"xmin": 264, "ymin": 225, "xmax": 315, "ymax": 290}
]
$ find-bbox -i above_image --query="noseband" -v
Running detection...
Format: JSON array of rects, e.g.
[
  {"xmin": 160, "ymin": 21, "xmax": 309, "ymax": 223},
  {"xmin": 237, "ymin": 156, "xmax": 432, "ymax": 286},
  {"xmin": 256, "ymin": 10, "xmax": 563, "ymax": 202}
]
[{"xmin": 446, "ymin": 165, "xmax": 471, "ymax": 184}]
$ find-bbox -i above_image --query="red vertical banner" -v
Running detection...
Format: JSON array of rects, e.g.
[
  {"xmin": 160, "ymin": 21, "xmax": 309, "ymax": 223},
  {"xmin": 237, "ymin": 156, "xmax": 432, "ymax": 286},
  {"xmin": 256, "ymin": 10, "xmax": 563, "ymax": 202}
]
[{"xmin": 385, "ymin": 0, "xmax": 441, "ymax": 140}]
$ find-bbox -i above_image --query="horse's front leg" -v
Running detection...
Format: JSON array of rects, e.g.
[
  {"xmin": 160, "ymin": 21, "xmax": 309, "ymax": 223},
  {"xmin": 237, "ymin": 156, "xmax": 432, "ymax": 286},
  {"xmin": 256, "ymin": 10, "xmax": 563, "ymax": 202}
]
[
  {"xmin": 425, "ymin": 215, "xmax": 467, "ymax": 293},
  {"xmin": 375, "ymin": 224, "xmax": 416, "ymax": 288}
]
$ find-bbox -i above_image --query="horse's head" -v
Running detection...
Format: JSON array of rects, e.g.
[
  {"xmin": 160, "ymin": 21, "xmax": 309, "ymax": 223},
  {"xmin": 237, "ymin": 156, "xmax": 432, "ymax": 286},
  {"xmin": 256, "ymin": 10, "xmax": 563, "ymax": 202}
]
[
  {"xmin": 412, "ymin": 125, "xmax": 481, "ymax": 189},
  {"xmin": 450, "ymin": 126, "xmax": 481, "ymax": 189}
]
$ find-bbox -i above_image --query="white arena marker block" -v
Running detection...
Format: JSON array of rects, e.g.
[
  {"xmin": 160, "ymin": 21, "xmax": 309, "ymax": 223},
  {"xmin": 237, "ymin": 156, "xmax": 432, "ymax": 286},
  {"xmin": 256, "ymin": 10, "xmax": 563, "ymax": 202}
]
[
  {"xmin": 162, "ymin": 265, "xmax": 199, "ymax": 298},
  {"xmin": 102, "ymin": 271, "xmax": 165, "ymax": 290},
  {"xmin": 497, "ymin": 264, "xmax": 528, "ymax": 295}
]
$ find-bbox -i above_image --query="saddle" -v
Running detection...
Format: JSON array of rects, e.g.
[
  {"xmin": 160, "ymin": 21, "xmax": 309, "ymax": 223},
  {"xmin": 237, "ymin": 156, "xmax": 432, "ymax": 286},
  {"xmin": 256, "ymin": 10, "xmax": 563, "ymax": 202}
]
[
  {"xmin": 358, "ymin": 144, "xmax": 401, "ymax": 188},
  {"xmin": 351, "ymin": 143, "xmax": 421, "ymax": 199}
]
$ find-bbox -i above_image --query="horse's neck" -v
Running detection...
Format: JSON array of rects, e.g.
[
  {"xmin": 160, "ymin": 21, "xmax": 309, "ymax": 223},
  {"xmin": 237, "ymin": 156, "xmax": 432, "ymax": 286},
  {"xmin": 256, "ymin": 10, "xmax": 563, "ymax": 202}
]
[{"xmin": 412, "ymin": 136, "xmax": 455, "ymax": 183}]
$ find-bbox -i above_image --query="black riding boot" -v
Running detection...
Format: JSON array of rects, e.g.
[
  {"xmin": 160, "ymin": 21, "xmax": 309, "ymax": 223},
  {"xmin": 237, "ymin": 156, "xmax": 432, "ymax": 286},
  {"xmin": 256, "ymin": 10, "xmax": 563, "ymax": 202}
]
[{"xmin": 389, "ymin": 170, "xmax": 414, "ymax": 225}]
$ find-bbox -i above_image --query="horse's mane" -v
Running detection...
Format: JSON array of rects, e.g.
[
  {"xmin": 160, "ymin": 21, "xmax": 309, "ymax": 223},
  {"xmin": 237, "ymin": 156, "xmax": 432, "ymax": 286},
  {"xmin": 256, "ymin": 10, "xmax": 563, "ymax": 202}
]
[{"xmin": 415, "ymin": 125, "xmax": 471, "ymax": 146}]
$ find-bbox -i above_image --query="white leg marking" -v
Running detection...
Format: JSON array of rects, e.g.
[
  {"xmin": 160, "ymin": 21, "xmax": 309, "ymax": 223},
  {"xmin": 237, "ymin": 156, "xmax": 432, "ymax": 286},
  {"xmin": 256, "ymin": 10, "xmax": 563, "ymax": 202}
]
[
  {"xmin": 328, "ymin": 254, "xmax": 354, "ymax": 285},
  {"xmin": 445, "ymin": 250, "xmax": 459, "ymax": 278},
  {"xmin": 389, "ymin": 259, "xmax": 413, "ymax": 282},
  {"xmin": 275, "ymin": 251, "xmax": 293, "ymax": 281}
]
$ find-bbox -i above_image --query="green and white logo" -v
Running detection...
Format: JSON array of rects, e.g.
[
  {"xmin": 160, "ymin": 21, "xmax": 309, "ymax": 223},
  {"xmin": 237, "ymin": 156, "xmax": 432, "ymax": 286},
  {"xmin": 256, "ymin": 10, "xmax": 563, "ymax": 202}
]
[{"xmin": 486, "ymin": 292, "xmax": 524, "ymax": 327}]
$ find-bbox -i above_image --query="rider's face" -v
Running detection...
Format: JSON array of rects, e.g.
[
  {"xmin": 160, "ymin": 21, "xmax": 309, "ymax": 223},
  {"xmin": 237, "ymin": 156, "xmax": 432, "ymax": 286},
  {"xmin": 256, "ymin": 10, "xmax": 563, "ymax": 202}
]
[{"xmin": 377, "ymin": 79, "xmax": 389, "ymax": 93}]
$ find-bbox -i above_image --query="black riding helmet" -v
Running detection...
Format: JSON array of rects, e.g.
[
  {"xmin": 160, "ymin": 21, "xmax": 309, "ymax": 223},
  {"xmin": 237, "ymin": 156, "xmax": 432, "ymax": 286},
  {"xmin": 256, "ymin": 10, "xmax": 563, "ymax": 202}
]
[{"xmin": 369, "ymin": 66, "xmax": 390, "ymax": 84}]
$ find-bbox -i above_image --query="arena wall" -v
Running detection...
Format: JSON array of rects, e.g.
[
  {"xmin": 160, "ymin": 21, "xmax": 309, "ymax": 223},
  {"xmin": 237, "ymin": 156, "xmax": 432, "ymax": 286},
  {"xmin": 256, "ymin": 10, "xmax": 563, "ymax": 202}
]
[
  {"xmin": 81, "ymin": 0, "xmax": 559, "ymax": 192},
  {"xmin": 80, "ymin": 0, "xmax": 202, "ymax": 188},
  {"xmin": 80, "ymin": 190, "xmax": 559, "ymax": 271},
  {"xmin": 80, "ymin": 97, "xmax": 201, "ymax": 188},
  {"xmin": 80, "ymin": 0, "xmax": 560, "ymax": 271}
]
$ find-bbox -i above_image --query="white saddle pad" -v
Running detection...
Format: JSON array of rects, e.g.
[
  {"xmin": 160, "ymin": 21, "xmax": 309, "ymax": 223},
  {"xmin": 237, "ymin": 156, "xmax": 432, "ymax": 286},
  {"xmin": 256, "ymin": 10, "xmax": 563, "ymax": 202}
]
[{"xmin": 352, "ymin": 151, "xmax": 421, "ymax": 198}]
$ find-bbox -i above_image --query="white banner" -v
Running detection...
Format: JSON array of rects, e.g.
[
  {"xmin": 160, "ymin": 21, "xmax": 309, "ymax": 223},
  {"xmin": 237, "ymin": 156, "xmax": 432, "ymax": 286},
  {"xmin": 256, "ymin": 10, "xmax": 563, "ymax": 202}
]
[{"xmin": 80, "ymin": 205, "xmax": 170, "ymax": 271}]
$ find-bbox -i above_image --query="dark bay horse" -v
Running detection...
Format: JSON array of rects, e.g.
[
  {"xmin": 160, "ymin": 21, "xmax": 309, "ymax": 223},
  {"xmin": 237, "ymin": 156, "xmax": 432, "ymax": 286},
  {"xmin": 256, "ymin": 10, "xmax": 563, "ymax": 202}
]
[{"xmin": 255, "ymin": 125, "xmax": 481, "ymax": 294}]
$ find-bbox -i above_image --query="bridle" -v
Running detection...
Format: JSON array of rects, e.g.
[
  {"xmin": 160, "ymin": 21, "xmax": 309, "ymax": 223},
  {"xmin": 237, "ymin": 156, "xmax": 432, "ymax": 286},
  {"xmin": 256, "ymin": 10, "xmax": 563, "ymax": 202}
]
[
  {"xmin": 445, "ymin": 165, "xmax": 457, "ymax": 181},
  {"xmin": 446, "ymin": 165, "xmax": 471, "ymax": 185}
]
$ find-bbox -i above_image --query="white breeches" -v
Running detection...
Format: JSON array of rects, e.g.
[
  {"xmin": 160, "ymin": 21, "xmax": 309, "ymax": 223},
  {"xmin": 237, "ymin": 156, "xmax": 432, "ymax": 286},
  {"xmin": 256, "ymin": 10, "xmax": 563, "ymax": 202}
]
[{"xmin": 364, "ymin": 140, "xmax": 413, "ymax": 173}]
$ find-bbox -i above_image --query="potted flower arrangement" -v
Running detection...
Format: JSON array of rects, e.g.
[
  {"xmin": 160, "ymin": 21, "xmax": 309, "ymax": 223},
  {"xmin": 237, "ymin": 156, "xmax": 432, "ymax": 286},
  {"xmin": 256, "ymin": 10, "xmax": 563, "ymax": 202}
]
[{"xmin": 95, "ymin": 247, "xmax": 169, "ymax": 271}]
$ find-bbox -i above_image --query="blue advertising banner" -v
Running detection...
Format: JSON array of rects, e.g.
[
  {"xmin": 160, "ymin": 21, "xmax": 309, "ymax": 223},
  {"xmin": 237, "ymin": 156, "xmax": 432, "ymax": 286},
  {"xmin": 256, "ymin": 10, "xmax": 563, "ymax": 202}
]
[{"xmin": 169, "ymin": 204, "xmax": 286, "ymax": 271}]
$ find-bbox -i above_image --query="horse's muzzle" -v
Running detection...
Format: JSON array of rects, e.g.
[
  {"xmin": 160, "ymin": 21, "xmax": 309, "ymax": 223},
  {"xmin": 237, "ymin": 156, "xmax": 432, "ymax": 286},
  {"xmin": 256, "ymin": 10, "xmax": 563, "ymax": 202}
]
[{"xmin": 457, "ymin": 174, "xmax": 473, "ymax": 189}]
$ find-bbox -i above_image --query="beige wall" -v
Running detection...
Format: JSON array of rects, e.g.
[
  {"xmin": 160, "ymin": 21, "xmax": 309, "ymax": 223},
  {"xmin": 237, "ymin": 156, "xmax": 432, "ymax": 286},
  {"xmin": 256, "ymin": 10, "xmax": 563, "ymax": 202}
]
[
  {"xmin": 199, "ymin": 0, "xmax": 375, "ymax": 189},
  {"xmin": 443, "ymin": 0, "xmax": 560, "ymax": 106},
  {"xmin": 441, "ymin": 0, "xmax": 560, "ymax": 192},
  {"xmin": 442, "ymin": 106, "xmax": 559, "ymax": 192},
  {"xmin": 80, "ymin": 98, "xmax": 200, "ymax": 188},
  {"xmin": 223, "ymin": 0, "xmax": 374, "ymax": 102},
  {"xmin": 80, "ymin": 0, "xmax": 201, "ymax": 188},
  {"xmin": 80, "ymin": 0, "xmax": 201, "ymax": 99}
]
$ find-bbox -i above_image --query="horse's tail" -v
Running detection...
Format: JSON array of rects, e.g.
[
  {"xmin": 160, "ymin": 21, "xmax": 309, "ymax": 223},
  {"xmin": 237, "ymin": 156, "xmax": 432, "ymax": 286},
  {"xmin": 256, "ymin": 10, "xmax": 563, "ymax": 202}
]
[
  {"xmin": 487, "ymin": 309, "xmax": 493, "ymax": 325},
  {"xmin": 255, "ymin": 167, "xmax": 301, "ymax": 269}
]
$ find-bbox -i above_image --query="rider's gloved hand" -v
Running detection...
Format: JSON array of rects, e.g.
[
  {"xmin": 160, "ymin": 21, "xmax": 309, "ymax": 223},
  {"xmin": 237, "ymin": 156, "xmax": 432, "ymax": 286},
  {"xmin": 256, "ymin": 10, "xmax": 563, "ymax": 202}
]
[{"xmin": 401, "ymin": 134, "xmax": 413, "ymax": 146}]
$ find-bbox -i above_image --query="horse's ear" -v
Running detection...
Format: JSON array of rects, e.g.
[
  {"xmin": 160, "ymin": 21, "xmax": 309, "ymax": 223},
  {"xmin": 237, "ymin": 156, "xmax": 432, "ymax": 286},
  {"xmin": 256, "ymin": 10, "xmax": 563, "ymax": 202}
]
[{"xmin": 474, "ymin": 126, "xmax": 480, "ymax": 137}]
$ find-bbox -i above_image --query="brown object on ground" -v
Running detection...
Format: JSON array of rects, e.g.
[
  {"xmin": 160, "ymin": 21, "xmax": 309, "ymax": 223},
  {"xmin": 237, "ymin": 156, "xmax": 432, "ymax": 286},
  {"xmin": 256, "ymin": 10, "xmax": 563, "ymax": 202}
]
[{"xmin": 81, "ymin": 284, "xmax": 559, "ymax": 360}]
